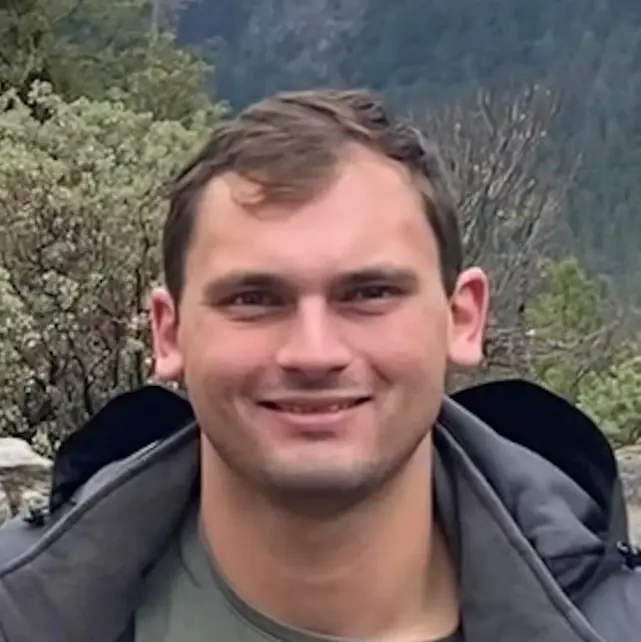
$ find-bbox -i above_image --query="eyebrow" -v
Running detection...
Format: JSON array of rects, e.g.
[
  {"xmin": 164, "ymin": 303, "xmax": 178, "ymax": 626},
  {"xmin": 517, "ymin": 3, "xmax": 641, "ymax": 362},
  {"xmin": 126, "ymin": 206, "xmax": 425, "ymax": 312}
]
[
  {"xmin": 334, "ymin": 265, "xmax": 420, "ymax": 289},
  {"xmin": 201, "ymin": 264, "xmax": 420, "ymax": 300},
  {"xmin": 201, "ymin": 271, "xmax": 287, "ymax": 301}
]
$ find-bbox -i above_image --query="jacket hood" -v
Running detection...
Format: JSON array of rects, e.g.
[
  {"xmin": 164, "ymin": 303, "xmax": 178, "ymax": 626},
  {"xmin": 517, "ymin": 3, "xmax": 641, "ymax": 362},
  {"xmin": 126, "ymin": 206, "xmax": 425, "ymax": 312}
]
[
  {"xmin": 0, "ymin": 378, "xmax": 635, "ymax": 642},
  {"xmin": 47, "ymin": 378, "xmax": 629, "ymax": 567},
  {"xmin": 446, "ymin": 379, "xmax": 631, "ymax": 602},
  {"xmin": 48, "ymin": 378, "xmax": 635, "ymax": 604}
]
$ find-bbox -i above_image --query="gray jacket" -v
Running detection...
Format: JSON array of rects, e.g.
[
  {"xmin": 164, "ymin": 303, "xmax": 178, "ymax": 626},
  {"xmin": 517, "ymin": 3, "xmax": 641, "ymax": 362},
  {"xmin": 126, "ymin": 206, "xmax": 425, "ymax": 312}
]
[{"xmin": 0, "ymin": 379, "xmax": 639, "ymax": 642}]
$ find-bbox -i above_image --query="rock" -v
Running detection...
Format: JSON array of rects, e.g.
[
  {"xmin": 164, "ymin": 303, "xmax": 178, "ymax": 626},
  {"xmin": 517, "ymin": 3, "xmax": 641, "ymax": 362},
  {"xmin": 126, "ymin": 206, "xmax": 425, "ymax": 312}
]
[
  {"xmin": 0, "ymin": 488, "xmax": 11, "ymax": 524},
  {"xmin": 616, "ymin": 445, "xmax": 641, "ymax": 543},
  {"xmin": 0, "ymin": 438, "xmax": 52, "ymax": 524}
]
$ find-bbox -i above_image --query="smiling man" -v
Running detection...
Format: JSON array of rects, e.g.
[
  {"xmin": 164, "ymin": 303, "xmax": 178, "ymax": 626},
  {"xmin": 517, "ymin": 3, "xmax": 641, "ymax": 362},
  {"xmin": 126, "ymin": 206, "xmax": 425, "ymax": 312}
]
[{"xmin": 0, "ymin": 89, "xmax": 640, "ymax": 642}]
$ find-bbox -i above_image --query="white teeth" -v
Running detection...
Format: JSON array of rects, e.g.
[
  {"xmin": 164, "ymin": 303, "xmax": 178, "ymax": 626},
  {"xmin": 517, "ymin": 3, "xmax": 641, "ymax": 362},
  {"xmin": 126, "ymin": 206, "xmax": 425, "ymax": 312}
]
[{"xmin": 276, "ymin": 402, "xmax": 354, "ymax": 414}]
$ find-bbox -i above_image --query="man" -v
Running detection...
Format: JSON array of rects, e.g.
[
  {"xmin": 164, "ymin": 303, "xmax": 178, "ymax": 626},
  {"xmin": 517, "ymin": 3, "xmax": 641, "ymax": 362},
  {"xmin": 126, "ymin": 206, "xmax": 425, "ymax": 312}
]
[{"xmin": 0, "ymin": 89, "xmax": 639, "ymax": 642}]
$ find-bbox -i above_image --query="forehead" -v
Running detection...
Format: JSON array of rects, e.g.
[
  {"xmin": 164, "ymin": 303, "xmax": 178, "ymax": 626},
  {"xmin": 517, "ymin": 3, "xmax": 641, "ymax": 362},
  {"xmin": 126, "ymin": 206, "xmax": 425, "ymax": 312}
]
[{"xmin": 186, "ymin": 146, "xmax": 440, "ymax": 283}]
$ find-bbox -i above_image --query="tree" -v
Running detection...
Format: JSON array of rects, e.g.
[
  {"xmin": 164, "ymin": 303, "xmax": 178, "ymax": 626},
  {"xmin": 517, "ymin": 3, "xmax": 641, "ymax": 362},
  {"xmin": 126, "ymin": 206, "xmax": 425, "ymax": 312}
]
[
  {"xmin": 424, "ymin": 85, "xmax": 569, "ymax": 385},
  {"xmin": 1, "ymin": 0, "xmax": 148, "ymax": 96},
  {"xmin": 0, "ymin": 0, "xmax": 219, "ymax": 125},
  {"xmin": 105, "ymin": 30, "xmax": 226, "ymax": 125},
  {"xmin": 0, "ymin": 83, "xmax": 216, "ymax": 453},
  {"xmin": 523, "ymin": 256, "xmax": 622, "ymax": 401},
  {"xmin": 177, "ymin": 0, "xmax": 641, "ymax": 305},
  {"xmin": 578, "ymin": 350, "xmax": 641, "ymax": 447}
]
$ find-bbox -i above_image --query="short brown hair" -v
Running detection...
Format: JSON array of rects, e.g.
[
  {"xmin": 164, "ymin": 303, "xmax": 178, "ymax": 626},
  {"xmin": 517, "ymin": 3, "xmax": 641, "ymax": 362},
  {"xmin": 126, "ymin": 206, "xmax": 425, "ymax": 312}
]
[{"xmin": 163, "ymin": 88, "xmax": 463, "ymax": 302}]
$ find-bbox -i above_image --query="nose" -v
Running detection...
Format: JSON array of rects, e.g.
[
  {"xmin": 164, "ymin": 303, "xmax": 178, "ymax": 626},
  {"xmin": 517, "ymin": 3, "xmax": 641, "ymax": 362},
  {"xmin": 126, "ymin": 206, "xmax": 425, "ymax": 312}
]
[{"xmin": 276, "ymin": 298, "xmax": 352, "ymax": 376}]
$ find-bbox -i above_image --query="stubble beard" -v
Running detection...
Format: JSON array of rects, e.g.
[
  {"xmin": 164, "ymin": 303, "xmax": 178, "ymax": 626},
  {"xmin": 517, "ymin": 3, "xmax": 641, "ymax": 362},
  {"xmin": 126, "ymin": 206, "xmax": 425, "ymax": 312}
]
[{"xmin": 204, "ymin": 407, "xmax": 432, "ymax": 519}]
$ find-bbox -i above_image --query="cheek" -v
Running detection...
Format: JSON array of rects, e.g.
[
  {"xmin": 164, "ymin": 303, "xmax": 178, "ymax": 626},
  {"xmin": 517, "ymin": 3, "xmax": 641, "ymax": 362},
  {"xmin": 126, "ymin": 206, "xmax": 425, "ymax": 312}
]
[
  {"xmin": 179, "ymin": 317, "xmax": 279, "ymax": 388},
  {"xmin": 349, "ymin": 303, "xmax": 449, "ymax": 375}
]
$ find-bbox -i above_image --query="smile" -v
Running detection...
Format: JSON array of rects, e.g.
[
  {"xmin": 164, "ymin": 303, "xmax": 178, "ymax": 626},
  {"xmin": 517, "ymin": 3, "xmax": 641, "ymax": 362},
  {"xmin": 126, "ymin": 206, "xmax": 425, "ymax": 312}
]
[{"xmin": 257, "ymin": 397, "xmax": 371, "ymax": 415}]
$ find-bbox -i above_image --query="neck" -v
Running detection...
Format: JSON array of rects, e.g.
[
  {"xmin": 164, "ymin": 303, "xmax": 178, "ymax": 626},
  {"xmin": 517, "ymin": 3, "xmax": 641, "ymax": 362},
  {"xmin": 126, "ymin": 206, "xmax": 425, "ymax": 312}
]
[{"xmin": 199, "ymin": 438, "xmax": 459, "ymax": 640}]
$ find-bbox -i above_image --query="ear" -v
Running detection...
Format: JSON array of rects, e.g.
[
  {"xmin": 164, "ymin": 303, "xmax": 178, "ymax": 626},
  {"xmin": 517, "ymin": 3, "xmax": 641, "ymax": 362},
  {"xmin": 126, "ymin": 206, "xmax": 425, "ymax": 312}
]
[
  {"xmin": 447, "ymin": 267, "xmax": 490, "ymax": 368},
  {"xmin": 149, "ymin": 287, "xmax": 184, "ymax": 382}
]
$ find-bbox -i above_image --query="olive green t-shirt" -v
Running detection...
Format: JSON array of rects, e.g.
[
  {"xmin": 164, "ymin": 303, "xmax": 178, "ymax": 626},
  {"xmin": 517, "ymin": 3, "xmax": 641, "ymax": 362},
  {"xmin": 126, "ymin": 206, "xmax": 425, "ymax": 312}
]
[{"xmin": 134, "ymin": 503, "xmax": 461, "ymax": 642}]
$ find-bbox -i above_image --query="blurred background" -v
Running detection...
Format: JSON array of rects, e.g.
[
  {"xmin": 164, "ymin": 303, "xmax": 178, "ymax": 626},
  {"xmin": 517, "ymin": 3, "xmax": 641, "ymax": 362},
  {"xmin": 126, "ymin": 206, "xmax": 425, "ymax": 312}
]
[{"xmin": 1, "ymin": 0, "xmax": 640, "ymax": 459}]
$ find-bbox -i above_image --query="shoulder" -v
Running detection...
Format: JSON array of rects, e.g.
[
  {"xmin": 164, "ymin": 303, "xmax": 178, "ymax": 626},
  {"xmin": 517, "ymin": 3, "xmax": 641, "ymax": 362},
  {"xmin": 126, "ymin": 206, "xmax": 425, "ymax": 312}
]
[
  {"xmin": 0, "ymin": 384, "xmax": 193, "ymax": 571},
  {"xmin": 0, "ymin": 514, "xmax": 46, "ymax": 569},
  {"xmin": 582, "ymin": 566, "xmax": 641, "ymax": 640}
]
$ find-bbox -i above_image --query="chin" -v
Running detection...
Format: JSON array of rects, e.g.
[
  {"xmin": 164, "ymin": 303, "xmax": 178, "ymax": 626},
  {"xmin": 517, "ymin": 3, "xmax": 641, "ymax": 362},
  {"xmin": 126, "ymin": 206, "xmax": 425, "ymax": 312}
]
[
  {"xmin": 264, "ymin": 442, "xmax": 376, "ymax": 483},
  {"xmin": 264, "ymin": 464, "xmax": 379, "ymax": 500}
]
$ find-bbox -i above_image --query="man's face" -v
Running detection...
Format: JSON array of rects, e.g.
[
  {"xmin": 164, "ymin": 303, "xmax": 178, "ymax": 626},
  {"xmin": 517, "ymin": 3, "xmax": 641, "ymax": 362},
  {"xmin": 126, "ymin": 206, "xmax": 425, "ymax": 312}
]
[{"xmin": 151, "ymin": 145, "xmax": 488, "ymax": 503}]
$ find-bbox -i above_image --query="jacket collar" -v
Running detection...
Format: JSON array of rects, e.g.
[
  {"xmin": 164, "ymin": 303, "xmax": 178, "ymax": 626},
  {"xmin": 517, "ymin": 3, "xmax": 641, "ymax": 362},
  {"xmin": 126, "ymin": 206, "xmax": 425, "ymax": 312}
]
[{"xmin": 0, "ymin": 381, "xmax": 624, "ymax": 642}]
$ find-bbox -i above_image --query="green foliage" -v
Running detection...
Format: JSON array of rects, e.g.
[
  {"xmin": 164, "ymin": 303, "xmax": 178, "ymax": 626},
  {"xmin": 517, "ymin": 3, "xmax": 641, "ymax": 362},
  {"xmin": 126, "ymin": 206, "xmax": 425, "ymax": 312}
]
[
  {"xmin": 0, "ymin": 82, "xmax": 213, "ymax": 453},
  {"xmin": 181, "ymin": 0, "xmax": 641, "ymax": 302},
  {"xmin": 0, "ymin": 0, "xmax": 220, "ymax": 125},
  {"xmin": 578, "ymin": 351, "xmax": 641, "ymax": 447},
  {"xmin": 1, "ymin": 0, "xmax": 639, "ymax": 451},
  {"xmin": 524, "ymin": 257, "xmax": 613, "ymax": 402},
  {"xmin": 1, "ymin": 0, "xmax": 149, "ymax": 95},
  {"xmin": 525, "ymin": 257, "xmax": 606, "ymax": 339},
  {"xmin": 0, "ymin": 0, "xmax": 223, "ymax": 451},
  {"xmin": 105, "ymin": 31, "xmax": 226, "ymax": 125},
  {"xmin": 524, "ymin": 256, "xmax": 641, "ymax": 444}
]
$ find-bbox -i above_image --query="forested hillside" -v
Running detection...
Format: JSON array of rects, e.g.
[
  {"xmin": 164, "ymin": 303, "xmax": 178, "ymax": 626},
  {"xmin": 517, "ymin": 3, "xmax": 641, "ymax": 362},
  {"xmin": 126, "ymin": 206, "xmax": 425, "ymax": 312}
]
[
  {"xmin": 178, "ymin": 0, "xmax": 641, "ymax": 299},
  {"xmin": 1, "ymin": 0, "xmax": 640, "ymax": 451}
]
